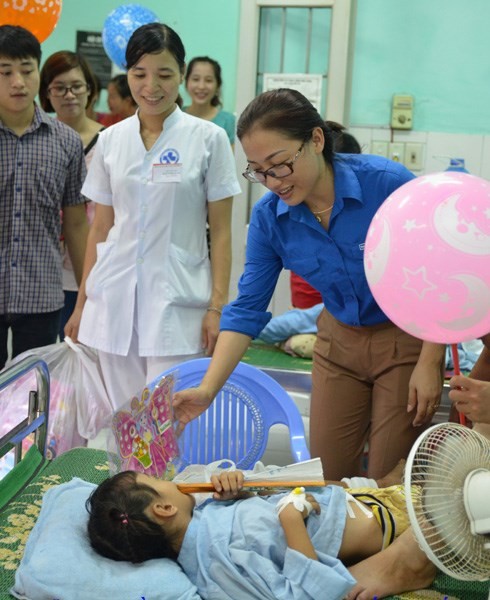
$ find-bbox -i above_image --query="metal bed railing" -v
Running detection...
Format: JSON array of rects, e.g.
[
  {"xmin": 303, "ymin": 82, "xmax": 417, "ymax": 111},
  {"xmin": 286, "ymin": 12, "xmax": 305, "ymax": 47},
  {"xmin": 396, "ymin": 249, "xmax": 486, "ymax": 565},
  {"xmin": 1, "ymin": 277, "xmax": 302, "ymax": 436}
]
[{"xmin": 0, "ymin": 357, "xmax": 50, "ymax": 465}]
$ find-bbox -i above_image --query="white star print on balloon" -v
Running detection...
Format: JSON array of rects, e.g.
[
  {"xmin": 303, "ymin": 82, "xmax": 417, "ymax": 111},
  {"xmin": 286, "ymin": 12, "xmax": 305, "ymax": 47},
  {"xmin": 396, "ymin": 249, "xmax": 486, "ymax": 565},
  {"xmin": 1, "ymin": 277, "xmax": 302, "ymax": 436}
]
[
  {"xmin": 364, "ymin": 171, "xmax": 490, "ymax": 343},
  {"xmin": 402, "ymin": 267, "xmax": 437, "ymax": 299}
]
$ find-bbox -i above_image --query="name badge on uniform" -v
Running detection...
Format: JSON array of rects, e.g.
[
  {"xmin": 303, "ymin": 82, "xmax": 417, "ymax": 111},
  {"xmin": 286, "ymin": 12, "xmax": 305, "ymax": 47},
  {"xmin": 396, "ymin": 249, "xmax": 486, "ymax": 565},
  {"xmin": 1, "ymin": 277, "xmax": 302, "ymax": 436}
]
[{"xmin": 152, "ymin": 163, "xmax": 182, "ymax": 183}]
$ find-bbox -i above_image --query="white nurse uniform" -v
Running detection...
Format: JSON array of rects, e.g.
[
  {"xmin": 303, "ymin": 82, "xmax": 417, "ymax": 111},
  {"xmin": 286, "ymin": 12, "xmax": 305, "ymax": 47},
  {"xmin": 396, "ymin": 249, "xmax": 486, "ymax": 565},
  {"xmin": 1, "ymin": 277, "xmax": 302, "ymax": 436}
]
[{"xmin": 78, "ymin": 108, "xmax": 241, "ymax": 407}]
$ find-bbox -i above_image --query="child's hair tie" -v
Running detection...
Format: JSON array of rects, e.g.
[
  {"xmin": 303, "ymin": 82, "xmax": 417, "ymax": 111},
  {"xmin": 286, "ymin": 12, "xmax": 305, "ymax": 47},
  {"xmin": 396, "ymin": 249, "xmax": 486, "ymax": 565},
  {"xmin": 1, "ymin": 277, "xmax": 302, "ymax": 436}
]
[
  {"xmin": 120, "ymin": 513, "xmax": 129, "ymax": 525},
  {"xmin": 275, "ymin": 487, "xmax": 313, "ymax": 516}
]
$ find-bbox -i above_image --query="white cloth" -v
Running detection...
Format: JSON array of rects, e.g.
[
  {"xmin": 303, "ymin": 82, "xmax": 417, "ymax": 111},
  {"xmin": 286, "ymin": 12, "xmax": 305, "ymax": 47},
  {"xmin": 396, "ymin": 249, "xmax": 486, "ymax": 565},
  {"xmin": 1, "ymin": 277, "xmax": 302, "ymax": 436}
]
[
  {"xmin": 62, "ymin": 142, "xmax": 98, "ymax": 292},
  {"xmin": 95, "ymin": 289, "xmax": 203, "ymax": 411},
  {"xmin": 79, "ymin": 107, "xmax": 241, "ymax": 356},
  {"xmin": 341, "ymin": 476, "xmax": 378, "ymax": 489}
]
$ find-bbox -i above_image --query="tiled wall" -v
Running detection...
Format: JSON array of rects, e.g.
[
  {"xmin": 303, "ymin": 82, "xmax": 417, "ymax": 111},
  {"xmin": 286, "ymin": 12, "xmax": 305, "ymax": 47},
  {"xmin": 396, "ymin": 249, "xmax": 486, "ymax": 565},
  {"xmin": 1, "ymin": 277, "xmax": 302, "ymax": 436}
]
[{"xmin": 350, "ymin": 126, "xmax": 490, "ymax": 179}]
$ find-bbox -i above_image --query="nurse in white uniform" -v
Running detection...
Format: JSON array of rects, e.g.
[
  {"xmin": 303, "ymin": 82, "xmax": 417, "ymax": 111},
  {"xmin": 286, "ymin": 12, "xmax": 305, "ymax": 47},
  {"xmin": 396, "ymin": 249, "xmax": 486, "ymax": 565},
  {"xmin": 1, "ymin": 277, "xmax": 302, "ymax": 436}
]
[{"xmin": 65, "ymin": 22, "xmax": 241, "ymax": 410}]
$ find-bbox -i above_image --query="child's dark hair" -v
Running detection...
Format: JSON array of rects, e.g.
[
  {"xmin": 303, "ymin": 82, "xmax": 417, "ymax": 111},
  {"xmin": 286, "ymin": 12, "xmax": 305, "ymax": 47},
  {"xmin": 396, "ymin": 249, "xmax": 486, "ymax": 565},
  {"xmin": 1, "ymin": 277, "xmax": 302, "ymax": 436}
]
[
  {"xmin": 0, "ymin": 25, "xmax": 41, "ymax": 65},
  {"xmin": 236, "ymin": 88, "xmax": 345, "ymax": 166},
  {"xmin": 185, "ymin": 56, "xmax": 223, "ymax": 107},
  {"xmin": 125, "ymin": 22, "xmax": 185, "ymax": 108},
  {"xmin": 86, "ymin": 471, "xmax": 177, "ymax": 563}
]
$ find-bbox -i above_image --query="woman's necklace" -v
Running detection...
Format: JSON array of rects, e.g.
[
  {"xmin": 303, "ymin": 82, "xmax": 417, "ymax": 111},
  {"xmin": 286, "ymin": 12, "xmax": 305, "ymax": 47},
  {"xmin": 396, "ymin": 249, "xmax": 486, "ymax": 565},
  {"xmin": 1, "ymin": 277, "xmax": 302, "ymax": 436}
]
[{"xmin": 311, "ymin": 204, "xmax": 334, "ymax": 223}]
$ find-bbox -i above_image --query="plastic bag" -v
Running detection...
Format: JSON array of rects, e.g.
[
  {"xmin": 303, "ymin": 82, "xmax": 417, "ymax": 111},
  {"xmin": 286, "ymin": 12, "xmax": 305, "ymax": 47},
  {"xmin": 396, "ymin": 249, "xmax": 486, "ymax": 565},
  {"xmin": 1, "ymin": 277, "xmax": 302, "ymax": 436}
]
[
  {"xmin": 0, "ymin": 338, "xmax": 112, "ymax": 459},
  {"xmin": 108, "ymin": 372, "xmax": 182, "ymax": 479}
]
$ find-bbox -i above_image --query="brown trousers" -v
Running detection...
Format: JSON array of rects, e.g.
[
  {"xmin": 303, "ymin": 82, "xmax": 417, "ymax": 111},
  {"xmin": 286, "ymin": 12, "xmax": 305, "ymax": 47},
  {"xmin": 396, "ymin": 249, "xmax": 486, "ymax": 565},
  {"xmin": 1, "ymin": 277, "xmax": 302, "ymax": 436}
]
[{"xmin": 311, "ymin": 309, "xmax": 427, "ymax": 480}]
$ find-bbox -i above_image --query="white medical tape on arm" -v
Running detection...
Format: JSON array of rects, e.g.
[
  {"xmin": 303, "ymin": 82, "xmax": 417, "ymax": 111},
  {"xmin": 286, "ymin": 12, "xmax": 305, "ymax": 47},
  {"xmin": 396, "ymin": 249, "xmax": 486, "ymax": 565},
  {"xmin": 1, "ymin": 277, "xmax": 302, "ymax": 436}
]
[{"xmin": 276, "ymin": 487, "xmax": 313, "ymax": 516}]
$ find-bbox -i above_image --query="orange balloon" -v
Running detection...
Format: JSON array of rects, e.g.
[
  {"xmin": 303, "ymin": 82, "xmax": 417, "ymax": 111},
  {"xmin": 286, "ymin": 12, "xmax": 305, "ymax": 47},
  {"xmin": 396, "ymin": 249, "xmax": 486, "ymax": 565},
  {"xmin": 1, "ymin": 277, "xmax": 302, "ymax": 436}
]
[{"xmin": 0, "ymin": 0, "xmax": 63, "ymax": 43}]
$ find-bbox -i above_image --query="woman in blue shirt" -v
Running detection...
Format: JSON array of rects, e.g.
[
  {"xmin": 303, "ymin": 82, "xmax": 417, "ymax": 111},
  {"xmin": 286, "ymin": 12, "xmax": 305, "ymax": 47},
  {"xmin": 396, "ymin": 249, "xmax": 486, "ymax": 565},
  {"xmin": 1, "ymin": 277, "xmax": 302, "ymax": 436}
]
[{"xmin": 174, "ymin": 88, "xmax": 445, "ymax": 480}]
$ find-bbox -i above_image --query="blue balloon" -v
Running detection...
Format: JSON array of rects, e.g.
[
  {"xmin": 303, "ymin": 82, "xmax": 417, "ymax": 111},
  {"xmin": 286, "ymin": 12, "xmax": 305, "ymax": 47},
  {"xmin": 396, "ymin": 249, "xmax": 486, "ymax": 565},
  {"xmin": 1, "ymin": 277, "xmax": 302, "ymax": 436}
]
[{"xmin": 102, "ymin": 4, "xmax": 159, "ymax": 70}]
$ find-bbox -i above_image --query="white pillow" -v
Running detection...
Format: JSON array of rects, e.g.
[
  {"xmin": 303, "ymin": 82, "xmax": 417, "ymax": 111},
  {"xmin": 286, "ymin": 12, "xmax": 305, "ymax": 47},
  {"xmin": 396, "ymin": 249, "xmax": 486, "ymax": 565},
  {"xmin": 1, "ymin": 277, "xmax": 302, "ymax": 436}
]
[{"xmin": 12, "ymin": 478, "xmax": 201, "ymax": 600}]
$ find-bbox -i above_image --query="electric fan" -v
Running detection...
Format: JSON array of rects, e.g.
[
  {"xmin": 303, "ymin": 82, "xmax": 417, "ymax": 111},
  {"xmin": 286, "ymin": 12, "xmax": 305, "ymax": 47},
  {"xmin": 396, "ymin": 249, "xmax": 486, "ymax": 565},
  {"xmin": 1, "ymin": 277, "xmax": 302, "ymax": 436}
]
[{"xmin": 405, "ymin": 422, "xmax": 490, "ymax": 581}]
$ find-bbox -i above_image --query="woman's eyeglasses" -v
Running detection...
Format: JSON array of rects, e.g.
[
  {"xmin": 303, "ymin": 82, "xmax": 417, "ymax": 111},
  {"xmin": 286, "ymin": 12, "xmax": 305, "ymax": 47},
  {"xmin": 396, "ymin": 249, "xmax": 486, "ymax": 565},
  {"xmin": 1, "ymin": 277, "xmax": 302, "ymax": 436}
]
[
  {"xmin": 48, "ymin": 82, "xmax": 89, "ymax": 97},
  {"xmin": 242, "ymin": 142, "xmax": 305, "ymax": 184}
]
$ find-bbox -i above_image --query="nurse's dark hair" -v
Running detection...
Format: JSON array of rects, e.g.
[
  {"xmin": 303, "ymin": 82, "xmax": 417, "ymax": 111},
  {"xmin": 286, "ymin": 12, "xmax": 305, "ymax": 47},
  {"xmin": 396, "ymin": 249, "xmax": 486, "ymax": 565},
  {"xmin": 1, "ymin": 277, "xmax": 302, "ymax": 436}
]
[
  {"xmin": 86, "ymin": 471, "xmax": 177, "ymax": 564},
  {"xmin": 236, "ymin": 88, "xmax": 345, "ymax": 165},
  {"xmin": 0, "ymin": 24, "xmax": 41, "ymax": 65},
  {"xmin": 125, "ymin": 22, "xmax": 185, "ymax": 108}
]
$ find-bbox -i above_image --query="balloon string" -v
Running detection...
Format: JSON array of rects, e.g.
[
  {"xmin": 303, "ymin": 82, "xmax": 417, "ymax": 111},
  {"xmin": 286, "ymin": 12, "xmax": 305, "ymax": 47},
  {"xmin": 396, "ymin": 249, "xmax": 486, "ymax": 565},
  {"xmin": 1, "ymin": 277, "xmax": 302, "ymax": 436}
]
[{"xmin": 450, "ymin": 343, "xmax": 467, "ymax": 426}]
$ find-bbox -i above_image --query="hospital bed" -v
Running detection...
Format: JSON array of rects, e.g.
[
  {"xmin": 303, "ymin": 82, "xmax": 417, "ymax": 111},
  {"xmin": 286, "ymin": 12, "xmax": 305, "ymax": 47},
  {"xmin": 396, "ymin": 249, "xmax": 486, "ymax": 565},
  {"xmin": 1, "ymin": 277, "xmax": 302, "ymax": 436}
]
[{"xmin": 1, "ymin": 356, "xmax": 488, "ymax": 600}]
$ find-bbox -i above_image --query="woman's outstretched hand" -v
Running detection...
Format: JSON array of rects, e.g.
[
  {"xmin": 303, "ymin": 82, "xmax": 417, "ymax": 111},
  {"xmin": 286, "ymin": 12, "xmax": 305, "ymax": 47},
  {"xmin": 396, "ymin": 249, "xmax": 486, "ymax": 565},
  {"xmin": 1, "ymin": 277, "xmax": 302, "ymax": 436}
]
[{"xmin": 172, "ymin": 387, "xmax": 213, "ymax": 435}]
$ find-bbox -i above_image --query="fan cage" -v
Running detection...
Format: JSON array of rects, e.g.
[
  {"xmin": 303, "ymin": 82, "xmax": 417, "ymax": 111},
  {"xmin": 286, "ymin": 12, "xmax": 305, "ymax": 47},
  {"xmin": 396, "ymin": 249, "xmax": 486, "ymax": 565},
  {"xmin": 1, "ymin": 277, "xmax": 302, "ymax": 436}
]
[{"xmin": 405, "ymin": 423, "xmax": 490, "ymax": 581}]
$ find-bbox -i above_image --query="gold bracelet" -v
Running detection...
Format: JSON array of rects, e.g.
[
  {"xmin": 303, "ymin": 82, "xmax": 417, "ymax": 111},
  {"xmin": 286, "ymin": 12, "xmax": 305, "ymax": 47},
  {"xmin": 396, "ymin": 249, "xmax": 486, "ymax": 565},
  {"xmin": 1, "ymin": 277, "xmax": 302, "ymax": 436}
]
[{"xmin": 206, "ymin": 306, "xmax": 222, "ymax": 316}]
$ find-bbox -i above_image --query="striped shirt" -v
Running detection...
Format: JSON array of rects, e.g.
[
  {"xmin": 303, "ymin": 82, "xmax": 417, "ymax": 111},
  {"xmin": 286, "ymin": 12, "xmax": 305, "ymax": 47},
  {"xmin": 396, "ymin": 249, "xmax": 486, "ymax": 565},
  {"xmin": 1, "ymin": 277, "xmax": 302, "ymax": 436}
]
[{"xmin": 0, "ymin": 105, "xmax": 86, "ymax": 314}]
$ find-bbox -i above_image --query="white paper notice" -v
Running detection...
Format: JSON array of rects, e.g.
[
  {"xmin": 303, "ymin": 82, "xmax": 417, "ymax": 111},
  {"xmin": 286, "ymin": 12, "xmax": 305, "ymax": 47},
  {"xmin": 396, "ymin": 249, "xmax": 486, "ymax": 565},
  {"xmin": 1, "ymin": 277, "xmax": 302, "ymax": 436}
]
[{"xmin": 262, "ymin": 73, "xmax": 323, "ymax": 113}]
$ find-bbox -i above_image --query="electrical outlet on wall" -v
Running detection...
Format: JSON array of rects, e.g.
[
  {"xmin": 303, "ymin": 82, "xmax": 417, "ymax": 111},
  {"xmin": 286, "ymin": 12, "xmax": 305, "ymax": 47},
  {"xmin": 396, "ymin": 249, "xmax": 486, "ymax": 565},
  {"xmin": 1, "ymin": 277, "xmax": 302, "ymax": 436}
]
[
  {"xmin": 371, "ymin": 141, "xmax": 389, "ymax": 157},
  {"xmin": 389, "ymin": 142, "xmax": 405, "ymax": 163},
  {"xmin": 405, "ymin": 142, "xmax": 424, "ymax": 171}
]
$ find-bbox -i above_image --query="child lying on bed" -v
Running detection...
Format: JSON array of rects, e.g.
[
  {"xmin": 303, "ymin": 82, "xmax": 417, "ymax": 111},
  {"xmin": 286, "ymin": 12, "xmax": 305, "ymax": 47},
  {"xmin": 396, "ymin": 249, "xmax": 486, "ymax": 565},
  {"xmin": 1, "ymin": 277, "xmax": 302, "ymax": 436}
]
[{"xmin": 86, "ymin": 469, "xmax": 436, "ymax": 600}]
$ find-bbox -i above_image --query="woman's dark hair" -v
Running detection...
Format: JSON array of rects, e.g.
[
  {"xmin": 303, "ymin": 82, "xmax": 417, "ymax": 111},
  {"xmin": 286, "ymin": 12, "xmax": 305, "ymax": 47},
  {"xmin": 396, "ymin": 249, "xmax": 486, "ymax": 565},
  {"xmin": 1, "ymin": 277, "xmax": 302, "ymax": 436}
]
[
  {"xmin": 109, "ymin": 73, "xmax": 136, "ymax": 106},
  {"xmin": 237, "ymin": 88, "xmax": 345, "ymax": 165},
  {"xmin": 86, "ymin": 471, "xmax": 177, "ymax": 564},
  {"xmin": 185, "ymin": 56, "xmax": 222, "ymax": 107},
  {"xmin": 39, "ymin": 51, "xmax": 98, "ymax": 112},
  {"xmin": 125, "ymin": 22, "xmax": 186, "ymax": 108},
  {"xmin": 0, "ymin": 24, "xmax": 41, "ymax": 65}
]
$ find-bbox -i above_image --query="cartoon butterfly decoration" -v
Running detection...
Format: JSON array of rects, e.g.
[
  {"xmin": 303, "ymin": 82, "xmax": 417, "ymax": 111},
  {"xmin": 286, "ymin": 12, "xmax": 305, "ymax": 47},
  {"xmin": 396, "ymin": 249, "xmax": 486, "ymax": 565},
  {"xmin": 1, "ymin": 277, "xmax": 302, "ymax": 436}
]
[{"xmin": 112, "ymin": 374, "xmax": 181, "ymax": 479}]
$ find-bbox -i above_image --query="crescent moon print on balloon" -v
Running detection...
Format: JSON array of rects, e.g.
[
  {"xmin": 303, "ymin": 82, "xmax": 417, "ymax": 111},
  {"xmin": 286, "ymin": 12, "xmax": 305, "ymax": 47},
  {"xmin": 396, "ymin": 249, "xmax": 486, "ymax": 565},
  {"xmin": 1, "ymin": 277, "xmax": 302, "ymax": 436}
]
[
  {"xmin": 364, "ymin": 171, "xmax": 490, "ymax": 344},
  {"xmin": 364, "ymin": 216, "xmax": 391, "ymax": 287},
  {"xmin": 436, "ymin": 274, "xmax": 490, "ymax": 332},
  {"xmin": 434, "ymin": 193, "xmax": 490, "ymax": 256}
]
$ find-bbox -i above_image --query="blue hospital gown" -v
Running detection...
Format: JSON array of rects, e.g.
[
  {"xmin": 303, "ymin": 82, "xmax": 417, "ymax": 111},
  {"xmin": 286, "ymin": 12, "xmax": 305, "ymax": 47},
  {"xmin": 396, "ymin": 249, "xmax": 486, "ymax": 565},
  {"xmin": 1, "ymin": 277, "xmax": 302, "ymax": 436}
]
[{"xmin": 178, "ymin": 485, "xmax": 356, "ymax": 600}]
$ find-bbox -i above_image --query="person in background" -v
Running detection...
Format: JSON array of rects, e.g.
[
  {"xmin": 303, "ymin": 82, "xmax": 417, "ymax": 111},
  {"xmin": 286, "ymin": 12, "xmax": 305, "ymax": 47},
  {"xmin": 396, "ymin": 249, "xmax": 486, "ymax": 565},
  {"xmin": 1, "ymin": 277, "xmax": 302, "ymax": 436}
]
[
  {"xmin": 84, "ymin": 72, "xmax": 108, "ymax": 124},
  {"xmin": 99, "ymin": 73, "xmax": 137, "ymax": 127},
  {"xmin": 290, "ymin": 127, "xmax": 362, "ymax": 309},
  {"xmin": 449, "ymin": 333, "xmax": 490, "ymax": 432},
  {"xmin": 39, "ymin": 51, "xmax": 105, "ymax": 340},
  {"xmin": 173, "ymin": 88, "xmax": 446, "ymax": 480},
  {"xmin": 0, "ymin": 25, "xmax": 87, "ymax": 368},
  {"xmin": 184, "ymin": 56, "xmax": 235, "ymax": 146},
  {"xmin": 65, "ymin": 23, "xmax": 240, "ymax": 411}
]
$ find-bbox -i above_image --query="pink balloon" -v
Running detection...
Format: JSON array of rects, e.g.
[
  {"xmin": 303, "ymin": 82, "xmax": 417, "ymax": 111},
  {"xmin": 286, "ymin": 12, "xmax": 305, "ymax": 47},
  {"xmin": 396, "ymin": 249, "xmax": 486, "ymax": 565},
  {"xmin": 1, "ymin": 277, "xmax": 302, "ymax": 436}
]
[{"xmin": 364, "ymin": 171, "xmax": 490, "ymax": 344}]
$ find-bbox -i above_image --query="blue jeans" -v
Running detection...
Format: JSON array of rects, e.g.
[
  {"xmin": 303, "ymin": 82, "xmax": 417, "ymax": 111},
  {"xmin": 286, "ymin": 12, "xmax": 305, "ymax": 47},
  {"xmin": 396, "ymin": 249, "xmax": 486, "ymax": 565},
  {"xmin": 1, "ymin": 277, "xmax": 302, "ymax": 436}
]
[{"xmin": 0, "ymin": 310, "xmax": 62, "ymax": 369}]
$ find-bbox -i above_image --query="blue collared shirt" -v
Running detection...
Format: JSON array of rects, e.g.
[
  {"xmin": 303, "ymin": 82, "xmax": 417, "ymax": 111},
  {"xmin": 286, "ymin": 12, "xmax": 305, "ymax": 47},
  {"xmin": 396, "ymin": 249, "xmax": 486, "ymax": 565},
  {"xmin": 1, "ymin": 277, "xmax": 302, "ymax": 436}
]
[
  {"xmin": 0, "ymin": 105, "xmax": 86, "ymax": 314},
  {"xmin": 221, "ymin": 153, "xmax": 415, "ymax": 338}
]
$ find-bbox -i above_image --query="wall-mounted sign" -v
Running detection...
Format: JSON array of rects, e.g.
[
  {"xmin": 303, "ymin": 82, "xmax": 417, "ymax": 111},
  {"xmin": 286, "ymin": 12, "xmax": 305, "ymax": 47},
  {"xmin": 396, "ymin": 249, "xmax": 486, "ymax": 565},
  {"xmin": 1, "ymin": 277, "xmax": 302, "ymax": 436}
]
[
  {"xmin": 263, "ymin": 73, "xmax": 323, "ymax": 113},
  {"xmin": 76, "ymin": 30, "xmax": 112, "ymax": 89}
]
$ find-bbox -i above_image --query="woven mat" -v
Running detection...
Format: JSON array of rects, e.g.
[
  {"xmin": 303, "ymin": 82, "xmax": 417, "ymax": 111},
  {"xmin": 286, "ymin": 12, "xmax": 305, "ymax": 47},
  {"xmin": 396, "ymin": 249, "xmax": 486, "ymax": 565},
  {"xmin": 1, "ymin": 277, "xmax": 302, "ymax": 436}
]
[
  {"xmin": 0, "ymin": 447, "xmax": 110, "ymax": 598},
  {"xmin": 385, "ymin": 573, "xmax": 489, "ymax": 600},
  {"xmin": 243, "ymin": 341, "xmax": 313, "ymax": 371}
]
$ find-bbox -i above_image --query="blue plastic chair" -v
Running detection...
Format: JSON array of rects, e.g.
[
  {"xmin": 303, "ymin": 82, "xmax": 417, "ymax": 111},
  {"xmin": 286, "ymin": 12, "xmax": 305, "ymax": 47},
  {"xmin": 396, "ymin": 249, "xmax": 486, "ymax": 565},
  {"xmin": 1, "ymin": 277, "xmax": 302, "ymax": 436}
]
[{"xmin": 155, "ymin": 357, "xmax": 310, "ymax": 470}]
